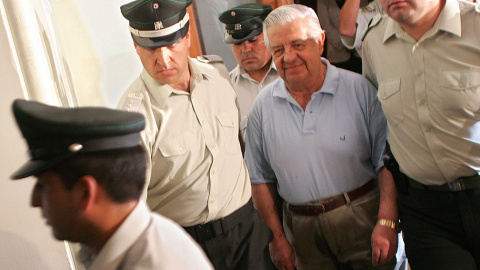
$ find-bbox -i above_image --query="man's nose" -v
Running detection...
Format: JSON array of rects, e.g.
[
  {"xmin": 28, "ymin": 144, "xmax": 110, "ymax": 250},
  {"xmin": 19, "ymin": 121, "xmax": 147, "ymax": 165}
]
[
  {"xmin": 154, "ymin": 47, "xmax": 171, "ymax": 65},
  {"xmin": 31, "ymin": 186, "xmax": 41, "ymax": 208},
  {"xmin": 283, "ymin": 47, "xmax": 297, "ymax": 62},
  {"xmin": 242, "ymin": 41, "xmax": 253, "ymax": 52}
]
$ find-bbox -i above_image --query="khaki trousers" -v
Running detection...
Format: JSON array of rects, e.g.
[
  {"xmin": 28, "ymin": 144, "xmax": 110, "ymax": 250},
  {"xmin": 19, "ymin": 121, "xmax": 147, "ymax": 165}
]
[{"xmin": 283, "ymin": 188, "xmax": 396, "ymax": 270}]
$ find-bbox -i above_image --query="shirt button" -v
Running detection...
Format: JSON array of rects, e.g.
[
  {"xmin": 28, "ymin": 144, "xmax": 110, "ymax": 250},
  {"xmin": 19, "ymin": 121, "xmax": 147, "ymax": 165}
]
[
  {"xmin": 420, "ymin": 100, "xmax": 426, "ymax": 105},
  {"xmin": 301, "ymin": 111, "xmax": 305, "ymax": 116},
  {"xmin": 179, "ymin": 147, "xmax": 184, "ymax": 151},
  {"xmin": 458, "ymin": 83, "xmax": 465, "ymax": 88},
  {"xmin": 426, "ymin": 127, "xmax": 432, "ymax": 132}
]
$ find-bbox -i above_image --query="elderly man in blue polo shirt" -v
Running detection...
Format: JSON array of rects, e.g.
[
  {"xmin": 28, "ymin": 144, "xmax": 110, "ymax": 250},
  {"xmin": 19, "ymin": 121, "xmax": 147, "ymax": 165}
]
[{"xmin": 245, "ymin": 4, "xmax": 397, "ymax": 270}]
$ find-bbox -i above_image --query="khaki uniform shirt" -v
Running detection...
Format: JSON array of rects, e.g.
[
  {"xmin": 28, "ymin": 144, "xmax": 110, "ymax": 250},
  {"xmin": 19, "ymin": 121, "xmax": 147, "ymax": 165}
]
[
  {"xmin": 362, "ymin": 0, "xmax": 480, "ymax": 185},
  {"xmin": 230, "ymin": 61, "xmax": 279, "ymax": 141},
  {"xmin": 118, "ymin": 57, "xmax": 251, "ymax": 226},
  {"xmin": 80, "ymin": 202, "xmax": 213, "ymax": 270}
]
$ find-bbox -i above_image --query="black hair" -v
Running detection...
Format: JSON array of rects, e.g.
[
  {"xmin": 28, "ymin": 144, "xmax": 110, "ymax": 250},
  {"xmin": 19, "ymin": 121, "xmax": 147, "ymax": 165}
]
[{"xmin": 53, "ymin": 145, "xmax": 146, "ymax": 203}]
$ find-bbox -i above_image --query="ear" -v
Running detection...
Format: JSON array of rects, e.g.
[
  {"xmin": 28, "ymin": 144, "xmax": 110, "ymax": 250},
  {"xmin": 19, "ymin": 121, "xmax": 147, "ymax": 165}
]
[
  {"xmin": 320, "ymin": 32, "xmax": 326, "ymax": 46},
  {"xmin": 317, "ymin": 32, "xmax": 326, "ymax": 56},
  {"xmin": 72, "ymin": 175, "xmax": 100, "ymax": 212}
]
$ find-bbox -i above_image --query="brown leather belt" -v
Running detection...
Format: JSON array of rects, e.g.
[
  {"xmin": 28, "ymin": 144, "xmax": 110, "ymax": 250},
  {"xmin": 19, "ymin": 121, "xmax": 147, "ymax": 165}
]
[{"xmin": 288, "ymin": 179, "xmax": 377, "ymax": 216}]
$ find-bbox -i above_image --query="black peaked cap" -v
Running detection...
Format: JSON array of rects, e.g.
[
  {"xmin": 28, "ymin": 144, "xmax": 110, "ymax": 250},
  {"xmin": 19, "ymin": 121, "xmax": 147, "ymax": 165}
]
[
  {"xmin": 11, "ymin": 99, "xmax": 146, "ymax": 180},
  {"xmin": 219, "ymin": 3, "xmax": 273, "ymax": 44},
  {"xmin": 121, "ymin": 0, "xmax": 192, "ymax": 48}
]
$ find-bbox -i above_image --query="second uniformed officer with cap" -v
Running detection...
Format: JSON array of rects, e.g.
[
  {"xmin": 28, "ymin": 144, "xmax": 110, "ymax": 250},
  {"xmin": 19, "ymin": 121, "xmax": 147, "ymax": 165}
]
[
  {"xmin": 118, "ymin": 0, "xmax": 275, "ymax": 269},
  {"xmin": 10, "ymin": 99, "xmax": 213, "ymax": 269},
  {"xmin": 219, "ymin": 3, "xmax": 279, "ymax": 143}
]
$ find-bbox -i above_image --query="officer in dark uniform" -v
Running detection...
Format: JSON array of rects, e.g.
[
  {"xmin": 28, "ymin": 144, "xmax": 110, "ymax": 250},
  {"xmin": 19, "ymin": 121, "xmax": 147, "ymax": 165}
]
[{"xmin": 118, "ymin": 1, "xmax": 276, "ymax": 269}]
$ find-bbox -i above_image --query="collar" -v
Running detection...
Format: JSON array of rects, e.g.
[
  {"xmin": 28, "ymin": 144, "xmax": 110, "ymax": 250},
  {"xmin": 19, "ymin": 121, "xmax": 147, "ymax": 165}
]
[
  {"xmin": 236, "ymin": 60, "xmax": 277, "ymax": 80},
  {"xmin": 272, "ymin": 58, "xmax": 338, "ymax": 99},
  {"xmin": 140, "ymin": 57, "xmax": 210, "ymax": 108},
  {"xmin": 383, "ymin": 0, "xmax": 461, "ymax": 43},
  {"xmin": 80, "ymin": 201, "xmax": 151, "ymax": 270}
]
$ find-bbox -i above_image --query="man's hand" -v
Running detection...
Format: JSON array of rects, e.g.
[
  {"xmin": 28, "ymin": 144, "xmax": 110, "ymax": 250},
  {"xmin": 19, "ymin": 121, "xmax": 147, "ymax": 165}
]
[
  {"xmin": 371, "ymin": 223, "xmax": 398, "ymax": 266},
  {"xmin": 269, "ymin": 236, "xmax": 296, "ymax": 270}
]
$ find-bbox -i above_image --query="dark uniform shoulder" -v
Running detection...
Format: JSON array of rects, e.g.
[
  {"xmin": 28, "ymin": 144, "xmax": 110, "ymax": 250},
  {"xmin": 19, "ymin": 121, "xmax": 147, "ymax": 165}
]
[{"xmin": 196, "ymin": 55, "xmax": 224, "ymax": 63}]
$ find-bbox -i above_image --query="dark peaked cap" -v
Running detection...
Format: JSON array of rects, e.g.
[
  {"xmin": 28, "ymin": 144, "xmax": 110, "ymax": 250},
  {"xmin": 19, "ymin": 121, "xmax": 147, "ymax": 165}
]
[
  {"xmin": 11, "ymin": 99, "xmax": 146, "ymax": 180},
  {"xmin": 219, "ymin": 3, "xmax": 272, "ymax": 44},
  {"xmin": 121, "ymin": 0, "xmax": 192, "ymax": 49}
]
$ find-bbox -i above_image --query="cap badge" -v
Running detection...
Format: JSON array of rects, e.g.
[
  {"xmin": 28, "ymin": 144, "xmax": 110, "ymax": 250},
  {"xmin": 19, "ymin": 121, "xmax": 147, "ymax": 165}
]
[
  {"xmin": 235, "ymin": 23, "xmax": 242, "ymax": 30},
  {"xmin": 153, "ymin": 2, "xmax": 159, "ymax": 9},
  {"xmin": 154, "ymin": 21, "xmax": 164, "ymax": 30},
  {"xmin": 231, "ymin": 11, "xmax": 236, "ymax": 16},
  {"xmin": 69, "ymin": 143, "xmax": 83, "ymax": 153}
]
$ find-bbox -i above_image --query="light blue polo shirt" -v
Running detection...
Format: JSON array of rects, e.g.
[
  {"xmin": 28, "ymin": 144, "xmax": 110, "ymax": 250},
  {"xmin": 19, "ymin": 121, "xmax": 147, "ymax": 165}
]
[{"xmin": 245, "ymin": 59, "xmax": 388, "ymax": 205}]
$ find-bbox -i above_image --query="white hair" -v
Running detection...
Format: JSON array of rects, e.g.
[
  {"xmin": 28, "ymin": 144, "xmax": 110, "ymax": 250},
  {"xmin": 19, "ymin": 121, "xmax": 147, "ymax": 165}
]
[{"xmin": 262, "ymin": 4, "xmax": 324, "ymax": 51}]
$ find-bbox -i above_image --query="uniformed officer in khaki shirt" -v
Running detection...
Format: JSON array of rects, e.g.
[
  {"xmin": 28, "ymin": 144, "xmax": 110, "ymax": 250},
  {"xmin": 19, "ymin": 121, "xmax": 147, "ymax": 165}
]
[
  {"xmin": 362, "ymin": 0, "xmax": 480, "ymax": 268},
  {"xmin": 219, "ymin": 3, "xmax": 280, "ymax": 143},
  {"xmin": 117, "ymin": 0, "xmax": 275, "ymax": 269}
]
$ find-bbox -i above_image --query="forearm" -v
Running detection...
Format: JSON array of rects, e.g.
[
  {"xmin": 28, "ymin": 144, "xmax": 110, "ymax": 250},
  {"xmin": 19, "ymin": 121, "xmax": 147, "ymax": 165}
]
[
  {"xmin": 339, "ymin": 0, "xmax": 361, "ymax": 37},
  {"xmin": 377, "ymin": 167, "xmax": 398, "ymax": 221},
  {"xmin": 253, "ymin": 183, "xmax": 297, "ymax": 269},
  {"xmin": 252, "ymin": 183, "xmax": 285, "ymax": 239},
  {"xmin": 371, "ymin": 166, "xmax": 399, "ymax": 266}
]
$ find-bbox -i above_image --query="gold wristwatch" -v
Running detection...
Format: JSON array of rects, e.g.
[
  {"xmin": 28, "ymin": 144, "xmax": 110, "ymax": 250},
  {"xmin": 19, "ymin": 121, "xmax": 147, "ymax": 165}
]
[{"xmin": 377, "ymin": 219, "xmax": 401, "ymax": 234}]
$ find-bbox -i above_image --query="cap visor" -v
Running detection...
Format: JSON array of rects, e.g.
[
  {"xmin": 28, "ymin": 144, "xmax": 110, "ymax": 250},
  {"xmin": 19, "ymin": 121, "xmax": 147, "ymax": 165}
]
[
  {"xmin": 11, "ymin": 157, "xmax": 66, "ymax": 180},
  {"xmin": 224, "ymin": 28, "xmax": 262, "ymax": 44}
]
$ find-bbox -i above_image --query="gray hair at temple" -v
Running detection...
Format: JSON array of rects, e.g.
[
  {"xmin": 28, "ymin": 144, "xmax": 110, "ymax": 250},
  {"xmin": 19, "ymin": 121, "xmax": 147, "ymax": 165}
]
[{"xmin": 262, "ymin": 4, "xmax": 324, "ymax": 51}]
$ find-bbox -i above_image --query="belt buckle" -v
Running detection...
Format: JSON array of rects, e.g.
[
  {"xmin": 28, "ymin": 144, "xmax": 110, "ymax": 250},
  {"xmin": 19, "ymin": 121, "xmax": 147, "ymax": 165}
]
[
  {"xmin": 448, "ymin": 179, "xmax": 465, "ymax": 192},
  {"xmin": 312, "ymin": 204, "xmax": 326, "ymax": 215},
  {"xmin": 195, "ymin": 224, "xmax": 212, "ymax": 242}
]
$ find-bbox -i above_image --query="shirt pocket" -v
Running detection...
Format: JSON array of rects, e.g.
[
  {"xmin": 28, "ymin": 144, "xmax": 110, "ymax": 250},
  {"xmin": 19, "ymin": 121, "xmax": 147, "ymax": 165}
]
[
  {"xmin": 216, "ymin": 109, "xmax": 241, "ymax": 154},
  {"xmin": 439, "ymin": 70, "xmax": 480, "ymax": 117},
  {"xmin": 158, "ymin": 131, "xmax": 195, "ymax": 157},
  {"xmin": 377, "ymin": 79, "xmax": 404, "ymax": 126}
]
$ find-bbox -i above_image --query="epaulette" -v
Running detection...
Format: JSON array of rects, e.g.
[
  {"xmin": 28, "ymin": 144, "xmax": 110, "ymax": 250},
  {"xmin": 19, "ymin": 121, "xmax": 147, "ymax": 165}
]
[
  {"xmin": 361, "ymin": 4, "xmax": 377, "ymax": 13},
  {"xmin": 362, "ymin": 13, "xmax": 383, "ymax": 42},
  {"xmin": 197, "ymin": 55, "xmax": 224, "ymax": 63},
  {"xmin": 121, "ymin": 92, "xmax": 143, "ymax": 112}
]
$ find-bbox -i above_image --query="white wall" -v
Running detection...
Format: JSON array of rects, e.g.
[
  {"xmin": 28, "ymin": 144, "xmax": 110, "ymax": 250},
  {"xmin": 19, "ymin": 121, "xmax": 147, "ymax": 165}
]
[
  {"xmin": 0, "ymin": 4, "xmax": 71, "ymax": 269},
  {"xmin": 48, "ymin": 0, "xmax": 143, "ymax": 108}
]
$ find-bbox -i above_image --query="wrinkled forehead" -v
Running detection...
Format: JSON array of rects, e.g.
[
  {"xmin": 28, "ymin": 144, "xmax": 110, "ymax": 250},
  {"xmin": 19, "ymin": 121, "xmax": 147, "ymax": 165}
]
[{"xmin": 267, "ymin": 20, "xmax": 310, "ymax": 45}]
